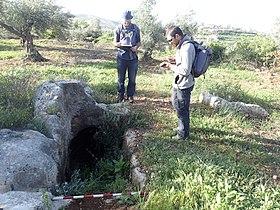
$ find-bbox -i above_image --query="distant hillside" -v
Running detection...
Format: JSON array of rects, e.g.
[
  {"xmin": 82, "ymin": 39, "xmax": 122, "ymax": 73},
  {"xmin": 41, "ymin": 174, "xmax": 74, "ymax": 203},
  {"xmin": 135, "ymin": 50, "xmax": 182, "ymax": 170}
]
[
  {"xmin": 195, "ymin": 23, "xmax": 259, "ymax": 43},
  {"xmin": 74, "ymin": 14, "xmax": 260, "ymax": 44},
  {"xmin": 75, "ymin": 14, "xmax": 120, "ymax": 30}
]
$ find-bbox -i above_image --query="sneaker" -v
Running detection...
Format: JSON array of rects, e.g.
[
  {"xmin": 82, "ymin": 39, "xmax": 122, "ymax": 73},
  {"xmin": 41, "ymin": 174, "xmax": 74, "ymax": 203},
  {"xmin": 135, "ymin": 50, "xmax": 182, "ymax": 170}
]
[
  {"xmin": 128, "ymin": 96, "xmax": 134, "ymax": 103},
  {"xmin": 117, "ymin": 95, "xmax": 124, "ymax": 103},
  {"xmin": 171, "ymin": 135, "xmax": 188, "ymax": 140}
]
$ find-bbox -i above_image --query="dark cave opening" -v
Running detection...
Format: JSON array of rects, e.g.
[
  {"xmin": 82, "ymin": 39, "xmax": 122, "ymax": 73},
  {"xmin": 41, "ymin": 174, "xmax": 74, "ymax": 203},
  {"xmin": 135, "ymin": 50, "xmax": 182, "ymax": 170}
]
[
  {"xmin": 67, "ymin": 126, "xmax": 105, "ymax": 180},
  {"xmin": 66, "ymin": 124, "xmax": 125, "ymax": 181},
  {"xmin": 52, "ymin": 120, "xmax": 135, "ymax": 196}
]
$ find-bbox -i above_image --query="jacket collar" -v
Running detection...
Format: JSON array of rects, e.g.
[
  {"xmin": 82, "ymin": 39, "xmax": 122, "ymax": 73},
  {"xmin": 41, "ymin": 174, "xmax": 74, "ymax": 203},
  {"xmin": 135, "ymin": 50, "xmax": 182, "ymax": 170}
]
[{"xmin": 177, "ymin": 35, "xmax": 191, "ymax": 49}]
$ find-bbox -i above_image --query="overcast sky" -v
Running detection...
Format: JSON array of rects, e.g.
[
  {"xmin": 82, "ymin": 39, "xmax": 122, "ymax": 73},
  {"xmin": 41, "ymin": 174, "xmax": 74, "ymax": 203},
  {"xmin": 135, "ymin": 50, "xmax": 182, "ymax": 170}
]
[{"xmin": 55, "ymin": 0, "xmax": 280, "ymax": 33}]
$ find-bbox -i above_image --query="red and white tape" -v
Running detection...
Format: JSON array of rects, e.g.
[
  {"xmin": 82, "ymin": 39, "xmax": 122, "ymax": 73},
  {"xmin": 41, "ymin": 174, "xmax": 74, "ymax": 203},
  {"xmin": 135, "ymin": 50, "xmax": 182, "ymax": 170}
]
[{"xmin": 52, "ymin": 191, "xmax": 145, "ymax": 201}]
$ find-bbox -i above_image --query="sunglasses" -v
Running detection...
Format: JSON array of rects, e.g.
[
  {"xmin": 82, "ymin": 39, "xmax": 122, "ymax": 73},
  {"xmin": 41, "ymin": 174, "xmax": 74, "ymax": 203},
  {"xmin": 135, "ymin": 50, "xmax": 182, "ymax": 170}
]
[
  {"xmin": 167, "ymin": 37, "xmax": 174, "ymax": 42},
  {"xmin": 167, "ymin": 34, "xmax": 176, "ymax": 43}
]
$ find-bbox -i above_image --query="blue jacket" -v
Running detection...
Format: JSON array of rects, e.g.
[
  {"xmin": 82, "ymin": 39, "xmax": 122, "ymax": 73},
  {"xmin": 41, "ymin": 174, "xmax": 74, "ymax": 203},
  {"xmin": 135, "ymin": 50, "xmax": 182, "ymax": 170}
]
[{"xmin": 114, "ymin": 23, "xmax": 141, "ymax": 60}]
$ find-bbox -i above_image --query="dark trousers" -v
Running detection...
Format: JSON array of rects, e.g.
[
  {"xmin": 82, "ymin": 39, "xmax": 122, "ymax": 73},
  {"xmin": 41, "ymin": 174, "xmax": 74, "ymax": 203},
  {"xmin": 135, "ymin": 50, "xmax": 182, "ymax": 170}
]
[
  {"xmin": 172, "ymin": 85, "xmax": 194, "ymax": 139},
  {"xmin": 117, "ymin": 57, "xmax": 138, "ymax": 97}
]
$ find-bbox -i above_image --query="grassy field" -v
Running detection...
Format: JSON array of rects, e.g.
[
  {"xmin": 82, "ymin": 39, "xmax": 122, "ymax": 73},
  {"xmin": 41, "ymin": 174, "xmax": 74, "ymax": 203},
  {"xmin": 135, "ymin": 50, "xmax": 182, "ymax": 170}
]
[{"xmin": 0, "ymin": 39, "xmax": 279, "ymax": 209}]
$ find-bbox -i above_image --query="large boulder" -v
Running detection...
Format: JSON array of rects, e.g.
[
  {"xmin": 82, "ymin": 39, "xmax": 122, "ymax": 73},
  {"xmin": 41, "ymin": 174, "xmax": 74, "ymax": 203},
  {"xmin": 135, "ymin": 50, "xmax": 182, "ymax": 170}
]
[
  {"xmin": 0, "ymin": 191, "xmax": 70, "ymax": 210},
  {"xmin": 0, "ymin": 129, "xmax": 59, "ymax": 193}
]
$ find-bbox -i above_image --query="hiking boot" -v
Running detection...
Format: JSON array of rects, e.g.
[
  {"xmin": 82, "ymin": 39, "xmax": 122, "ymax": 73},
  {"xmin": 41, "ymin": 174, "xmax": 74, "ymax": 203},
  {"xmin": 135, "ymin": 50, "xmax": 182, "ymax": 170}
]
[
  {"xmin": 117, "ymin": 95, "xmax": 124, "ymax": 103},
  {"xmin": 128, "ymin": 96, "xmax": 134, "ymax": 103}
]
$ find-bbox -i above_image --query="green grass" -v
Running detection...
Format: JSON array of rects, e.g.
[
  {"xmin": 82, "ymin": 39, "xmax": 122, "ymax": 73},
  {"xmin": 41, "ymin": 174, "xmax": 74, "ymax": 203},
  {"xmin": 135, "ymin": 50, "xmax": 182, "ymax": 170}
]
[
  {"xmin": 0, "ymin": 39, "xmax": 25, "ymax": 60},
  {"xmin": 0, "ymin": 39, "xmax": 279, "ymax": 209},
  {"xmin": 0, "ymin": 50, "xmax": 24, "ymax": 60},
  {"xmin": 136, "ymin": 66, "xmax": 280, "ymax": 209}
]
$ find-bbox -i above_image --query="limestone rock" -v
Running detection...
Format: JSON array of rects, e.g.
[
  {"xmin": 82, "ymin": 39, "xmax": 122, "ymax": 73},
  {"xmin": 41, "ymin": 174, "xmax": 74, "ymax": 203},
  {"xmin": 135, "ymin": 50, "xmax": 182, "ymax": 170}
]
[
  {"xmin": 124, "ymin": 129, "xmax": 146, "ymax": 189},
  {"xmin": 33, "ymin": 79, "xmax": 129, "ymax": 180},
  {"xmin": 0, "ymin": 191, "xmax": 70, "ymax": 210},
  {"xmin": 199, "ymin": 92, "xmax": 269, "ymax": 119},
  {"xmin": 0, "ymin": 129, "xmax": 59, "ymax": 193}
]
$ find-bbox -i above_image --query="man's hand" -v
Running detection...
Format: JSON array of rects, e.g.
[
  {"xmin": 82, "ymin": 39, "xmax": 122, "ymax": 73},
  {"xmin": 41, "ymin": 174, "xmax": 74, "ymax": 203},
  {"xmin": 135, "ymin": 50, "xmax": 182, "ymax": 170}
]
[
  {"xmin": 113, "ymin": 42, "xmax": 122, "ymax": 47},
  {"xmin": 167, "ymin": 55, "xmax": 175, "ymax": 63},
  {"xmin": 160, "ymin": 62, "xmax": 171, "ymax": 69},
  {"xmin": 130, "ymin": 46, "xmax": 138, "ymax": 52}
]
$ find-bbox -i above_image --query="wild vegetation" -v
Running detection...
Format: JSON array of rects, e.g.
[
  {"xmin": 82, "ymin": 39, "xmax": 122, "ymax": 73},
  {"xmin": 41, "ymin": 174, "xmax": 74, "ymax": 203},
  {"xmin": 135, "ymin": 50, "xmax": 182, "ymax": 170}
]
[
  {"xmin": 1, "ymin": 0, "xmax": 280, "ymax": 209},
  {"xmin": 0, "ymin": 36, "xmax": 279, "ymax": 209}
]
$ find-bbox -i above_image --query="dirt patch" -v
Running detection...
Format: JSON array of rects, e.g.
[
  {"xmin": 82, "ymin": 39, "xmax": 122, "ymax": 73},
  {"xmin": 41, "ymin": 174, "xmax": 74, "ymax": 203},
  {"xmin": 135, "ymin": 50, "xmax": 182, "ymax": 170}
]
[{"xmin": 65, "ymin": 197, "xmax": 136, "ymax": 210}]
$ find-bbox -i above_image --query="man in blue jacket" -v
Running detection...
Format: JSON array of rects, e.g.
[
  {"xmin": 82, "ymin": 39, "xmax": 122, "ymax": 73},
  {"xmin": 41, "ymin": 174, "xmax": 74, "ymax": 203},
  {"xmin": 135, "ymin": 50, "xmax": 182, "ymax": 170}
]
[
  {"xmin": 160, "ymin": 26, "xmax": 195, "ymax": 140},
  {"xmin": 113, "ymin": 10, "xmax": 141, "ymax": 103}
]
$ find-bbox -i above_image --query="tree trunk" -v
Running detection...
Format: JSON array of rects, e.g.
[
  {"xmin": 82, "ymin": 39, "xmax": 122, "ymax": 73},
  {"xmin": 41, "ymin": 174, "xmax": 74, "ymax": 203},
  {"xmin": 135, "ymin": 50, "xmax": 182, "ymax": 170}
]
[
  {"xmin": 20, "ymin": 38, "xmax": 26, "ymax": 47},
  {"xmin": 24, "ymin": 31, "xmax": 47, "ymax": 62},
  {"xmin": 0, "ymin": 21, "xmax": 46, "ymax": 62},
  {"xmin": 142, "ymin": 49, "xmax": 153, "ymax": 61},
  {"xmin": 26, "ymin": 31, "xmax": 33, "ymax": 53}
]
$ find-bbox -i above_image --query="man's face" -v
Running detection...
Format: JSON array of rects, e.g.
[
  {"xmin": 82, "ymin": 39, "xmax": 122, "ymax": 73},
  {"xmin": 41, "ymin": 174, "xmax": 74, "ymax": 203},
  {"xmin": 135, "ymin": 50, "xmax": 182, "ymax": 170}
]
[
  {"xmin": 123, "ymin": 19, "xmax": 132, "ymax": 27},
  {"xmin": 167, "ymin": 33, "xmax": 181, "ymax": 46},
  {"xmin": 167, "ymin": 34, "xmax": 176, "ymax": 46}
]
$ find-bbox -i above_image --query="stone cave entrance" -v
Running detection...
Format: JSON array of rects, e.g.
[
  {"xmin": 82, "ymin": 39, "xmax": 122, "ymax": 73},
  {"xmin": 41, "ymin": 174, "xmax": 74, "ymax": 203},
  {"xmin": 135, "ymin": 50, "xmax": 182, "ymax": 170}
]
[
  {"xmin": 66, "ymin": 125, "xmax": 125, "ymax": 181},
  {"xmin": 67, "ymin": 126, "xmax": 102, "ymax": 180}
]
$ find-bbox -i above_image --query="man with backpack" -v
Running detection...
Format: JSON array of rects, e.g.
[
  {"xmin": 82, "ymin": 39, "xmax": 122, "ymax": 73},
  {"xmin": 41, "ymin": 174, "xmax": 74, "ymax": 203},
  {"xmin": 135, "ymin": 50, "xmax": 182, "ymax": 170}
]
[
  {"xmin": 113, "ymin": 10, "xmax": 141, "ymax": 103},
  {"xmin": 160, "ymin": 26, "xmax": 196, "ymax": 140}
]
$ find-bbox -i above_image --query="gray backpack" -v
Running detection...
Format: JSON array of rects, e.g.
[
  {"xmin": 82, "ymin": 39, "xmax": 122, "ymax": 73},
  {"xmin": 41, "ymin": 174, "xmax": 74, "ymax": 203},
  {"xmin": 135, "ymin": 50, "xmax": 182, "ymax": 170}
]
[{"xmin": 187, "ymin": 40, "xmax": 212, "ymax": 78}]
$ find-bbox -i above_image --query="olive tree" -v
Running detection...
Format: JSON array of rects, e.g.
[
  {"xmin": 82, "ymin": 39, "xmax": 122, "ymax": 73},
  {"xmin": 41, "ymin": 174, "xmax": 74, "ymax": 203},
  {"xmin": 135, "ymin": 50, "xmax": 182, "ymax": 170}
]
[
  {"xmin": 133, "ymin": 0, "xmax": 165, "ymax": 61},
  {"xmin": 0, "ymin": 0, "xmax": 73, "ymax": 61},
  {"xmin": 69, "ymin": 17, "xmax": 102, "ymax": 42},
  {"xmin": 165, "ymin": 10, "xmax": 198, "ymax": 38},
  {"xmin": 272, "ymin": 17, "xmax": 280, "ymax": 47}
]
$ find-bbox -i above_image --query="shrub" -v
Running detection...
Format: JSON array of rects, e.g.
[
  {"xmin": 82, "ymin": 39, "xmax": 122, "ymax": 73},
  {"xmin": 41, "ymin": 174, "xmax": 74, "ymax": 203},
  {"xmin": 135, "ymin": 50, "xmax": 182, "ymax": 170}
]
[
  {"xmin": 208, "ymin": 41, "xmax": 227, "ymax": 64},
  {"xmin": 68, "ymin": 18, "xmax": 102, "ymax": 42},
  {"xmin": 0, "ymin": 68, "xmax": 38, "ymax": 128},
  {"xmin": 225, "ymin": 35, "xmax": 276, "ymax": 69}
]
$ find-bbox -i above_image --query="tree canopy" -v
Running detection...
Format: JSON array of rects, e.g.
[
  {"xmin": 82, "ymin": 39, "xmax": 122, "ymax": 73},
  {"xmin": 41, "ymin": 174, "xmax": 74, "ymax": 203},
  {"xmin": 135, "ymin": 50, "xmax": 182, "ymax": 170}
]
[
  {"xmin": 133, "ymin": 0, "xmax": 198, "ymax": 61},
  {"xmin": 166, "ymin": 10, "xmax": 198, "ymax": 38},
  {"xmin": 133, "ymin": 0, "xmax": 165, "ymax": 61}
]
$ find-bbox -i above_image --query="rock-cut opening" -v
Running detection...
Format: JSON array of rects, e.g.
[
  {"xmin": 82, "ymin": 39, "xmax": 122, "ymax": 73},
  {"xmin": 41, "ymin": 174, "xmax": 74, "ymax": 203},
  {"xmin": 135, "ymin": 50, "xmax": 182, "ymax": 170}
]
[{"xmin": 67, "ymin": 126, "xmax": 106, "ymax": 180}]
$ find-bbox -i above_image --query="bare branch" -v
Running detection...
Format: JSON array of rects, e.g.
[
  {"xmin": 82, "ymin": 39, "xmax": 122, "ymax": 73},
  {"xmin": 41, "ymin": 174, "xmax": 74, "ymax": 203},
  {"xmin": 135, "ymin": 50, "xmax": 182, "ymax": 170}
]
[{"xmin": 0, "ymin": 21, "xmax": 26, "ymax": 40}]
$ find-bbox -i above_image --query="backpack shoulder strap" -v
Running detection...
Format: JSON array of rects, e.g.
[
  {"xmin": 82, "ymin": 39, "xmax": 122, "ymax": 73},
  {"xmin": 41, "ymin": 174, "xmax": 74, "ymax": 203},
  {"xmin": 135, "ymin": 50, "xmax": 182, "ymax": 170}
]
[
  {"xmin": 184, "ymin": 40, "xmax": 199, "ymax": 48},
  {"xmin": 182, "ymin": 40, "xmax": 197, "ymax": 80}
]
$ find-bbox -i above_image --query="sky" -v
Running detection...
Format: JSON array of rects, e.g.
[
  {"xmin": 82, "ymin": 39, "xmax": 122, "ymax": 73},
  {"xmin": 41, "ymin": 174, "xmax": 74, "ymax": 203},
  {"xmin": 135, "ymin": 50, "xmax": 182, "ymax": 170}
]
[{"xmin": 55, "ymin": 0, "xmax": 280, "ymax": 33}]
